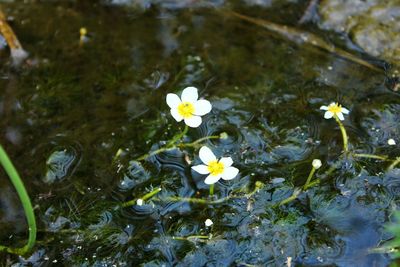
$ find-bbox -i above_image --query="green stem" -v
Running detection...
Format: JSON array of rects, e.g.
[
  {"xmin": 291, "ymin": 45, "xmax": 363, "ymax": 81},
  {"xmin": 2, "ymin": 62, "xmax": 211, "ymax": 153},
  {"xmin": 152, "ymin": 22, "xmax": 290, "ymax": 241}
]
[
  {"xmin": 323, "ymin": 160, "xmax": 342, "ymax": 177},
  {"xmin": 303, "ymin": 167, "xmax": 316, "ymax": 190},
  {"xmin": 209, "ymin": 184, "xmax": 214, "ymax": 197},
  {"xmin": 0, "ymin": 144, "xmax": 36, "ymax": 255},
  {"xmin": 279, "ymin": 188, "xmax": 302, "ymax": 206},
  {"xmin": 335, "ymin": 116, "xmax": 348, "ymax": 153},
  {"xmin": 167, "ymin": 125, "xmax": 188, "ymax": 147},
  {"xmin": 353, "ymin": 153, "xmax": 388, "ymax": 161},
  {"xmin": 306, "ymin": 179, "xmax": 320, "ymax": 188},
  {"xmin": 141, "ymin": 187, "xmax": 162, "ymax": 201},
  {"xmin": 164, "ymin": 196, "xmax": 229, "ymax": 204},
  {"xmin": 388, "ymin": 157, "xmax": 400, "ymax": 171},
  {"xmin": 178, "ymin": 135, "xmax": 220, "ymax": 148},
  {"xmin": 135, "ymin": 146, "xmax": 176, "ymax": 161},
  {"xmin": 136, "ymin": 127, "xmax": 220, "ymax": 161},
  {"xmin": 172, "ymin": 235, "xmax": 210, "ymax": 241},
  {"xmin": 122, "ymin": 187, "xmax": 162, "ymax": 207},
  {"xmin": 123, "ymin": 181, "xmax": 265, "ymax": 207}
]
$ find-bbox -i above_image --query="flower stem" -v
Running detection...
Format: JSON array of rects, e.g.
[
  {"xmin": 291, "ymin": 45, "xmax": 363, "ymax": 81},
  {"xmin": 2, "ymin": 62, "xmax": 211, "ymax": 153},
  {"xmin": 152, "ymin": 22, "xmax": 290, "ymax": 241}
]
[
  {"xmin": 334, "ymin": 116, "xmax": 348, "ymax": 153},
  {"xmin": 136, "ymin": 129, "xmax": 221, "ymax": 162},
  {"xmin": 165, "ymin": 196, "xmax": 228, "ymax": 204},
  {"xmin": 353, "ymin": 153, "xmax": 388, "ymax": 161},
  {"xmin": 135, "ymin": 146, "xmax": 176, "ymax": 161},
  {"xmin": 0, "ymin": 144, "xmax": 37, "ymax": 255},
  {"xmin": 172, "ymin": 235, "xmax": 210, "ymax": 241},
  {"xmin": 303, "ymin": 167, "xmax": 317, "ymax": 190},
  {"xmin": 141, "ymin": 187, "xmax": 162, "ymax": 201},
  {"xmin": 209, "ymin": 184, "xmax": 214, "ymax": 197},
  {"xmin": 121, "ymin": 187, "xmax": 162, "ymax": 207},
  {"xmin": 388, "ymin": 157, "xmax": 400, "ymax": 171},
  {"xmin": 279, "ymin": 188, "xmax": 302, "ymax": 206},
  {"xmin": 178, "ymin": 135, "xmax": 220, "ymax": 148},
  {"xmin": 167, "ymin": 125, "xmax": 189, "ymax": 147}
]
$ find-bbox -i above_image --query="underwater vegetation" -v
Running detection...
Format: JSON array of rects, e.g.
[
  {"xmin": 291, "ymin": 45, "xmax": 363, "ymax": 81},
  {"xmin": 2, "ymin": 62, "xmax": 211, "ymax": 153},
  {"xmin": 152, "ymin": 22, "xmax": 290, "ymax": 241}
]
[{"xmin": 0, "ymin": 1, "xmax": 400, "ymax": 266}]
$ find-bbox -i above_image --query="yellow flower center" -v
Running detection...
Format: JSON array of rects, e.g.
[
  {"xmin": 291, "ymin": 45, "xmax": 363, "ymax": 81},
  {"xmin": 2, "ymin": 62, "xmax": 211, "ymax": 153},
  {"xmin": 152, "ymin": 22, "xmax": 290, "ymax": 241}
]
[
  {"xmin": 207, "ymin": 160, "xmax": 225, "ymax": 176},
  {"xmin": 328, "ymin": 103, "xmax": 342, "ymax": 114},
  {"xmin": 177, "ymin": 102, "xmax": 195, "ymax": 118}
]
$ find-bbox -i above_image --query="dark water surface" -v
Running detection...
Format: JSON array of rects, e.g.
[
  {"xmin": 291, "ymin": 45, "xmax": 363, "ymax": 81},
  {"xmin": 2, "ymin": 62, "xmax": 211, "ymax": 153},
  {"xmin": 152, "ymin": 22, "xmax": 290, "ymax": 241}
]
[{"xmin": 0, "ymin": 1, "xmax": 399, "ymax": 266}]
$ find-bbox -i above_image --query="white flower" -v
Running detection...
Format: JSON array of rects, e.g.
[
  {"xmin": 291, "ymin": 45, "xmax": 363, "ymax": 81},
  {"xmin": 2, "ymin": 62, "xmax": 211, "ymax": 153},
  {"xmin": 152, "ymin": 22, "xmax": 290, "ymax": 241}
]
[
  {"xmin": 320, "ymin": 102, "xmax": 349, "ymax": 121},
  {"xmin": 312, "ymin": 159, "xmax": 322, "ymax": 169},
  {"xmin": 166, "ymin": 87, "xmax": 212, "ymax": 128},
  {"xmin": 205, "ymin": 219, "xmax": 213, "ymax": 227},
  {"xmin": 191, "ymin": 146, "xmax": 239, "ymax": 185},
  {"xmin": 388, "ymin": 139, "xmax": 396, "ymax": 146}
]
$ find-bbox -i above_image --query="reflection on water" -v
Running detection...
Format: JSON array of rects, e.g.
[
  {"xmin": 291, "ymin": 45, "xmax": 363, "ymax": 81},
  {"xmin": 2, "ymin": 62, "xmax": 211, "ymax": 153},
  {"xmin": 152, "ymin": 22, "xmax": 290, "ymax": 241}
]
[{"xmin": 0, "ymin": 1, "xmax": 398, "ymax": 266}]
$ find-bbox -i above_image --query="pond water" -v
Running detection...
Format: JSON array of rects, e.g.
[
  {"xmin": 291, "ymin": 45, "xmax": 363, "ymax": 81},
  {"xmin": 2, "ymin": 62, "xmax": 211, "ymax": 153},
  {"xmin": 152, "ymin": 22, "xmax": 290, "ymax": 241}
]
[{"xmin": 0, "ymin": 1, "xmax": 399, "ymax": 266}]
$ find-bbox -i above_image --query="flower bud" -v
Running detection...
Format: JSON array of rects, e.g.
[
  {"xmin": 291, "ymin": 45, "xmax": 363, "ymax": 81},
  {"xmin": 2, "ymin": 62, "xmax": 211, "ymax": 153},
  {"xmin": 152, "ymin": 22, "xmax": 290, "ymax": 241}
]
[
  {"xmin": 312, "ymin": 159, "xmax": 322, "ymax": 169},
  {"xmin": 136, "ymin": 199, "xmax": 144, "ymax": 206},
  {"xmin": 388, "ymin": 139, "xmax": 396, "ymax": 146}
]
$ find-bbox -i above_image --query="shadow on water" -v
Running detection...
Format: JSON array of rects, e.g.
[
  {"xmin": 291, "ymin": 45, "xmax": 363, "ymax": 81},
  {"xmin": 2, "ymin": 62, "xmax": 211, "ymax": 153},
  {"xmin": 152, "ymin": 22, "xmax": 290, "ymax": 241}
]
[{"xmin": 0, "ymin": 0, "xmax": 399, "ymax": 266}]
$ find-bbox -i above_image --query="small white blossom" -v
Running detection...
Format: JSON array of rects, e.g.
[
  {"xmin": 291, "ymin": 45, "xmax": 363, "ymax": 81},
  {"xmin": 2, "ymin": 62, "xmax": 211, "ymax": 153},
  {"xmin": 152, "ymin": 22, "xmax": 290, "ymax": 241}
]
[
  {"xmin": 166, "ymin": 87, "xmax": 212, "ymax": 128},
  {"xmin": 388, "ymin": 139, "xmax": 396, "ymax": 146},
  {"xmin": 136, "ymin": 199, "xmax": 144, "ymax": 206},
  {"xmin": 191, "ymin": 146, "xmax": 239, "ymax": 185},
  {"xmin": 320, "ymin": 102, "xmax": 349, "ymax": 121},
  {"xmin": 312, "ymin": 159, "xmax": 322, "ymax": 169},
  {"xmin": 205, "ymin": 219, "xmax": 213, "ymax": 227}
]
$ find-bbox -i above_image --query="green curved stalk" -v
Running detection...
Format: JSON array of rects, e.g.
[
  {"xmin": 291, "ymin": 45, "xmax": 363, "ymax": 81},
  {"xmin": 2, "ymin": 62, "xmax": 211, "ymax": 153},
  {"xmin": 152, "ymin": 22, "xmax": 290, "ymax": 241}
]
[
  {"xmin": 172, "ymin": 235, "xmax": 210, "ymax": 241},
  {"xmin": 334, "ymin": 117, "xmax": 348, "ymax": 153},
  {"xmin": 353, "ymin": 153, "xmax": 388, "ymax": 161},
  {"xmin": 121, "ymin": 187, "xmax": 162, "ymax": 207},
  {"xmin": 0, "ymin": 144, "xmax": 36, "ymax": 255},
  {"xmin": 303, "ymin": 167, "xmax": 317, "ymax": 190},
  {"xmin": 388, "ymin": 157, "xmax": 400, "ymax": 172},
  {"xmin": 136, "ymin": 133, "xmax": 221, "ymax": 162}
]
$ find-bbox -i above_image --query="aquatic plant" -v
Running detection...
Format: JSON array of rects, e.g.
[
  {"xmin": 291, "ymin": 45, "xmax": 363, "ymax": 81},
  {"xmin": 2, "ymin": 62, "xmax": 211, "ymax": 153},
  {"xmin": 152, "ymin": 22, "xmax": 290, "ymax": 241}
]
[
  {"xmin": 320, "ymin": 102, "xmax": 350, "ymax": 152},
  {"xmin": 0, "ymin": 145, "xmax": 36, "ymax": 255},
  {"xmin": 279, "ymin": 158, "xmax": 322, "ymax": 206},
  {"xmin": 375, "ymin": 211, "xmax": 400, "ymax": 262}
]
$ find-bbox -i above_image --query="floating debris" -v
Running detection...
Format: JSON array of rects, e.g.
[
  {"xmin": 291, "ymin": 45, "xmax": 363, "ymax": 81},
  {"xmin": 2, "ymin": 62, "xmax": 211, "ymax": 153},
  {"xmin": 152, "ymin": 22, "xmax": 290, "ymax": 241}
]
[
  {"xmin": 227, "ymin": 11, "xmax": 383, "ymax": 72},
  {"xmin": 0, "ymin": 9, "xmax": 28, "ymax": 65}
]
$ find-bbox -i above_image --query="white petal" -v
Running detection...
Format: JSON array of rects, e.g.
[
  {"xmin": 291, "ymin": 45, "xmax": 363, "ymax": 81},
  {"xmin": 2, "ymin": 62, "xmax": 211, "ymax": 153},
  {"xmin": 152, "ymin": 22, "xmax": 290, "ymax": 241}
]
[
  {"xmin": 191, "ymin": 164, "xmax": 210, "ymax": 175},
  {"xmin": 193, "ymin": 100, "xmax": 212, "ymax": 116},
  {"xmin": 166, "ymin": 93, "xmax": 181, "ymax": 108},
  {"xmin": 336, "ymin": 112, "xmax": 345, "ymax": 121},
  {"xmin": 205, "ymin": 219, "xmax": 213, "ymax": 227},
  {"xmin": 324, "ymin": 111, "xmax": 334, "ymax": 119},
  {"xmin": 181, "ymin": 87, "xmax": 198, "ymax": 102},
  {"xmin": 341, "ymin": 107, "xmax": 350, "ymax": 114},
  {"xmin": 219, "ymin": 157, "xmax": 233, "ymax": 168},
  {"xmin": 204, "ymin": 174, "xmax": 221, "ymax": 185},
  {"xmin": 184, "ymin": 116, "xmax": 202, "ymax": 128},
  {"xmin": 320, "ymin": 105, "xmax": 328, "ymax": 110},
  {"xmin": 170, "ymin": 108, "xmax": 183, "ymax": 122},
  {"xmin": 199, "ymin": 146, "xmax": 216, "ymax": 165},
  {"xmin": 221, "ymin": 167, "xmax": 239, "ymax": 180}
]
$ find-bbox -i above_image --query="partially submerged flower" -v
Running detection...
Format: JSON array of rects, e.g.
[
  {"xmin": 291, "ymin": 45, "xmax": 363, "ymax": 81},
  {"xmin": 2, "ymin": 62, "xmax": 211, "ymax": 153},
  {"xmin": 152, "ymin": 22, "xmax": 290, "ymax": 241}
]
[
  {"xmin": 166, "ymin": 87, "xmax": 212, "ymax": 128},
  {"xmin": 320, "ymin": 102, "xmax": 349, "ymax": 121},
  {"xmin": 191, "ymin": 146, "xmax": 239, "ymax": 185}
]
